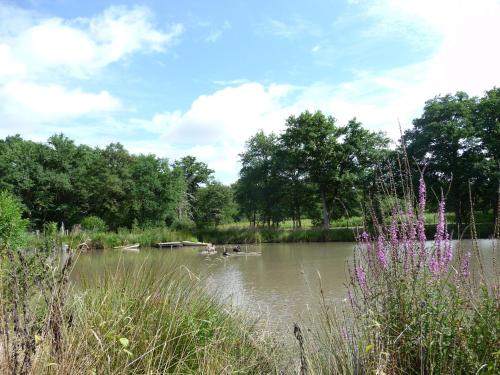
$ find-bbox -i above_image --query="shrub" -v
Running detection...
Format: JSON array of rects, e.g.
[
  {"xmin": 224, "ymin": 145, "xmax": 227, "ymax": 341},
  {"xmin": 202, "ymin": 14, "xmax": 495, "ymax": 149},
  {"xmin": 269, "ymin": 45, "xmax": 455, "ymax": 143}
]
[
  {"xmin": 0, "ymin": 191, "xmax": 76, "ymax": 375},
  {"xmin": 81, "ymin": 215, "xmax": 107, "ymax": 232}
]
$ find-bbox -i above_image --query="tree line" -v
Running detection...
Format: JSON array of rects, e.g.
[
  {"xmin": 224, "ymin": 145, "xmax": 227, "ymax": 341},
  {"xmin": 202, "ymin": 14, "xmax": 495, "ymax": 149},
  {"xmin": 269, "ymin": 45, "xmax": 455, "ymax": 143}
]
[
  {"xmin": 235, "ymin": 88, "xmax": 499, "ymax": 227},
  {"xmin": 0, "ymin": 136, "xmax": 234, "ymax": 230},
  {"xmin": 0, "ymin": 88, "xmax": 497, "ymax": 231}
]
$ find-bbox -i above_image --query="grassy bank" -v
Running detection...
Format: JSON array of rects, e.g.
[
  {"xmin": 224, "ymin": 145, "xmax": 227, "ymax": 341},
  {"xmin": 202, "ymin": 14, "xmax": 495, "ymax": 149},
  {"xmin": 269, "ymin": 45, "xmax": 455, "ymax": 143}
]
[
  {"xmin": 33, "ymin": 254, "xmax": 281, "ymax": 374},
  {"xmin": 196, "ymin": 222, "xmax": 495, "ymax": 244},
  {"xmin": 25, "ymin": 221, "xmax": 496, "ymax": 250},
  {"xmin": 28, "ymin": 227, "xmax": 198, "ymax": 249}
]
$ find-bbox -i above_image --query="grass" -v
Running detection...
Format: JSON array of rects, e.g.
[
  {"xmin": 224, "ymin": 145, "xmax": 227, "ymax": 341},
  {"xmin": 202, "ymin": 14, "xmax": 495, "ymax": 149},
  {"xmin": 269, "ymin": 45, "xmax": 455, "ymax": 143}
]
[
  {"xmin": 27, "ymin": 227, "xmax": 199, "ymax": 249},
  {"xmin": 29, "ymin": 252, "xmax": 282, "ymax": 374},
  {"xmin": 221, "ymin": 211, "xmax": 494, "ymax": 230}
]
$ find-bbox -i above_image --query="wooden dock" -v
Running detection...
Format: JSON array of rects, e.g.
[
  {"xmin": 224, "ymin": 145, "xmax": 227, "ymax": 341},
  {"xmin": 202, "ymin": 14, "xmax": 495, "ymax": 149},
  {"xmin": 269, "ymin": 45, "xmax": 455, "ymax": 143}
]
[
  {"xmin": 181, "ymin": 241, "xmax": 209, "ymax": 247},
  {"xmin": 156, "ymin": 241, "xmax": 183, "ymax": 249},
  {"xmin": 155, "ymin": 241, "xmax": 209, "ymax": 249}
]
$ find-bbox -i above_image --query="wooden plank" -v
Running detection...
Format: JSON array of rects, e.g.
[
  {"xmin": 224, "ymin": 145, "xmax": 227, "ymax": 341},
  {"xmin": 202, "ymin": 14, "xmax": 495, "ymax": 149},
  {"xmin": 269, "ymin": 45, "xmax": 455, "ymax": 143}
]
[
  {"xmin": 156, "ymin": 242, "xmax": 183, "ymax": 248},
  {"xmin": 181, "ymin": 241, "xmax": 209, "ymax": 246}
]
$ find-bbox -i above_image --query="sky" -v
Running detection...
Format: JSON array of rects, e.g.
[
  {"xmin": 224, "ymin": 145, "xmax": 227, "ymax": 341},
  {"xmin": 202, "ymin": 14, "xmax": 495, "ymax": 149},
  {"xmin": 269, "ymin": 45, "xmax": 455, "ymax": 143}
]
[{"xmin": 1, "ymin": 0, "xmax": 499, "ymax": 183}]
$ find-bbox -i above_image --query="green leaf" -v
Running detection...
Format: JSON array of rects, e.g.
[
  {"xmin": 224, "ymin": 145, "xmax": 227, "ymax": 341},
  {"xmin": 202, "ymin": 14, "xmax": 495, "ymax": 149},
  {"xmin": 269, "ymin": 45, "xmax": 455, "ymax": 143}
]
[{"xmin": 119, "ymin": 337, "xmax": 129, "ymax": 348}]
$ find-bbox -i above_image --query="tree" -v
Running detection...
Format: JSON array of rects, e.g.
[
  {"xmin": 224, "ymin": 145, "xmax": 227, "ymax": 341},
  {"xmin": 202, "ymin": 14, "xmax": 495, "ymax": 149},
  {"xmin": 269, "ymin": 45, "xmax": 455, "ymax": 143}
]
[
  {"xmin": 405, "ymin": 92, "xmax": 483, "ymax": 224},
  {"xmin": 173, "ymin": 156, "xmax": 214, "ymax": 220},
  {"xmin": 474, "ymin": 88, "xmax": 500, "ymax": 221},
  {"xmin": 281, "ymin": 111, "xmax": 342, "ymax": 228},
  {"xmin": 281, "ymin": 111, "xmax": 389, "ymax": 228},
  {"xmin": 236, "ymin": 131, "xmax": 286, "ymax": 227},
  {"xmin": 194, "ymin": 182, "xmax": 235, "ymax": 228}
]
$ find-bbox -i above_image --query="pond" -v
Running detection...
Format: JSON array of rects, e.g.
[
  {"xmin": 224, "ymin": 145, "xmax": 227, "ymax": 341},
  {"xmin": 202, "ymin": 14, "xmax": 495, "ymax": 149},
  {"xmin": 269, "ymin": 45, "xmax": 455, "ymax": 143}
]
[{"xmin": 74, "ymin": 239, "xmax": 497, "ymax": 336}]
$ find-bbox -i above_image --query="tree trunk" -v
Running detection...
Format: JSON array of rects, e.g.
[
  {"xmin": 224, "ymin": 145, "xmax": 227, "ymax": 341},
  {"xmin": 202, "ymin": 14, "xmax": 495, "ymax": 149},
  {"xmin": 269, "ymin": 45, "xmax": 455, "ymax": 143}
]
[{"xmin": 320, "ymin": 189, "xmax": 330, "ymax": 229}]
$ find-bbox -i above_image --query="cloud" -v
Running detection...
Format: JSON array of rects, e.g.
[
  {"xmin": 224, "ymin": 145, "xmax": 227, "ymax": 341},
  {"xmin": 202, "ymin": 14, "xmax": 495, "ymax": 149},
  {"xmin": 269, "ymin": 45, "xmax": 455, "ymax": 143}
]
[
  {"xmin": 258, "ymin": 16, "xmax": 322, "ymax": 39},
  {"xmin": 0, "ymin": 3, "xmax": 182, "ymax": 130},
  {"xmin": 204, "ymin": 20, "xmax": 231, "ymax": 43},
  {"xmin": 0, "ymin": 4, "xmax": 184, "ymax": 80},
  {"xmin": 1, "ymin": 81, "xmax": 121, "ymax": 120}
]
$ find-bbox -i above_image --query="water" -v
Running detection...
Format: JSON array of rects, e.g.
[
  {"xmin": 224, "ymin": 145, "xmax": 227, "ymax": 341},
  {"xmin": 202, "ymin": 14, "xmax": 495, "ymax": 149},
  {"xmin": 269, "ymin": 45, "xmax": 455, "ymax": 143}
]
[{"xmin": 74, "ymin": 240, "xmax": 497, "ymax": 335}]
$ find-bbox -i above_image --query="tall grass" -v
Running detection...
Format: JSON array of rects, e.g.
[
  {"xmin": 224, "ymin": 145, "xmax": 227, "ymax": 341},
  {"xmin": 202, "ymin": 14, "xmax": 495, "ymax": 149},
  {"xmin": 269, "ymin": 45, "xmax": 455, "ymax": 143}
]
[
  {"xmin": 31, "ymin": 254, "xmax": 280, "ymax": 374},
  {"xmin": 27, "ymin": 227, "xmax": 198, "ymax": 249},
  {"xmin": 301, "ymin": 176, "xmax": 499, "ymax": 374}
]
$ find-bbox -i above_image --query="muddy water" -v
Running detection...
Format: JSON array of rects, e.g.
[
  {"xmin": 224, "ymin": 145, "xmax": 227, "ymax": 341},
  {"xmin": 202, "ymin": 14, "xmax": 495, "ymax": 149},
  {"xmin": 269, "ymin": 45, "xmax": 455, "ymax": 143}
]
[{"xmin": 75, "ymin": 240, "xmax": 497, "ymax": 335}]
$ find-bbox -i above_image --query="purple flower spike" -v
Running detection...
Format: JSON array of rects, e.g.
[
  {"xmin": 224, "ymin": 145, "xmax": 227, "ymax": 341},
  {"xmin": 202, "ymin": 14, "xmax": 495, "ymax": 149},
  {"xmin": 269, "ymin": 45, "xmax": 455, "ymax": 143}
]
[
  {"xmin": 429, "ymin": 255, "xmax": 440, "ymax": 276},
  {"xmin": 417, "ymin": 177, "xmax": 427, "ymax": 257},
  {"xmin": 434, "ymin": 198, "xmax": 447, "ymax": 261},
  {"xmin": 356, "ymin": 266, "xmax": 367, "ymax": 290},
  {"xmin": 377, "ymin": 234, "xmax": 388, "ymax": 269},
  {"xmin": 461, "ymin": 251, "xmax": 471, "ymax": 278}
]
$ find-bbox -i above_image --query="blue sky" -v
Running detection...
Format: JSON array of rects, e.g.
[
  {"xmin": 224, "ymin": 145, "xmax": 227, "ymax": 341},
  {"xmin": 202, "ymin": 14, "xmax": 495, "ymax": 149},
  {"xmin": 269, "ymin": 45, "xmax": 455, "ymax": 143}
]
[{"xmin": 1, "ymin": 0, "xmax": 499, "ymax": 182}]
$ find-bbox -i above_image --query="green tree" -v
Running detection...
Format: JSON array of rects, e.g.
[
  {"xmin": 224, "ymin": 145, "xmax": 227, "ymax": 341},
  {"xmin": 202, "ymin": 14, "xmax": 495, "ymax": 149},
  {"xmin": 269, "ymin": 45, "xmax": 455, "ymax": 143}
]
[
  {"xmin": 281, "ymin": 111, "xmax": 389, "ymax": 228},
  {"xmin": 405, "ymin": 92, "xmax": 484, "ymax": 224},
  {"xmin": 236, "ymin": 131, "xmax": 285, "ymax": 227},
  {"xmin": 194, "ymin": 182, "xmax": 235, "ymax": 228},
  {"xmin": 474, "ymin": 88, "xmax": 500, "ymax": 221},
  {"xmin": 173, "ymin": 156, "xmax": 214, "ymax": 220}
]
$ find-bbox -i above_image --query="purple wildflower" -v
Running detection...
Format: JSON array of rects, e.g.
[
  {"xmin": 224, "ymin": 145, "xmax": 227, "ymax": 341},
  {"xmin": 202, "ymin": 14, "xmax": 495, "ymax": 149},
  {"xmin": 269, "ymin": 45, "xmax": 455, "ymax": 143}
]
[
  {"xmin": 417, "ymin": 177, "xmax": 427, "ymax": 258},
  {"xmin": 377, "ymin": 233, "xmax": 388, "ymax": 269},
  {"xmin": 461, "ymin": 251, "xmax": 471, "ymax": 278},
  {"xmin": 434, "ymin": 199, "xmax": 446, "ymax": 256},
  {"xmin": 429, "ymin": 255, "xmax": 440, "ymax": 276},
  {"xmin": 355, "ymin": 266, "xmax": 367, "ymax": 290}
]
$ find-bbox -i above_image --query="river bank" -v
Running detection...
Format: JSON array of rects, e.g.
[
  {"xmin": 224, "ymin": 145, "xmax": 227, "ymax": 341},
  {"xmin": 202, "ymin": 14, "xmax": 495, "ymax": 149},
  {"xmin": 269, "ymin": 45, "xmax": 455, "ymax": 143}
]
[{"xmin": 30, "ymin": 222, "xmax": 496, "ymax": 249}]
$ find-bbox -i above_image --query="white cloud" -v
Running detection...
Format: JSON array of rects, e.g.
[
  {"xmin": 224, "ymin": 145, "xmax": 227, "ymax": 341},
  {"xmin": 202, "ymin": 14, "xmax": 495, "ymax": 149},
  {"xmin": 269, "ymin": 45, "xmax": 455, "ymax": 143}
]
[
  {"xmin": 204, "ymin": 20, "xmax": 231, "ymax": 43},
  {"xmin": 0, "ymin": 3, "xmax": 182, "ymax": 129},
  {"xmin": 358, "ymin": 0, "xmax": 500, "ymax": 94},
  {"xmin": 0, "ymin": 4, "xmax": 183, "ymax": 80},
  {"xmin": 1, "ymin": 81, "xmax": 121, "ymax": 120}
]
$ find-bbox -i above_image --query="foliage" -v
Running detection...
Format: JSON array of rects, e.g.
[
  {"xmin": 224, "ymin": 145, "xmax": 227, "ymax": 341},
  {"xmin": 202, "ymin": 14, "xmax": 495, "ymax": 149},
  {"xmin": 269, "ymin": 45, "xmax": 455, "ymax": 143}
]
[
  {"xmin": 194, "ymin": 182, "xmax": 237, "ymax": 228},
  {"xmin": 0, "ymin": 191, "xmax": 27, "ymax": 250},
  {"xmin": 236, "ymin": 112, "xmax": 389, "ymax": 229},
  {"xmin": 80, "ymin": 215, "xmax": 107, "ymax": 232},
  {"xmin": 0, "ymin": 191, "xmax": 76, "ymax": 375},
  {"xmin": 0, "ymin": 136, "xmax": 187, "ymax": 230},
  {"xmin": 405, "ymin": 88, "xmax": 500, "ymax": 224}
]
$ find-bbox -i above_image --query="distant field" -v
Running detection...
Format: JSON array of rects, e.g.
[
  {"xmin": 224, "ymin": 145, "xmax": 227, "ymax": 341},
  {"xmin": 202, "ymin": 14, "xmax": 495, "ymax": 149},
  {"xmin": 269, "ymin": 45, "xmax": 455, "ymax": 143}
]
[{"xmin": 222, "ymin": 211, "xmax": 494, "ymax": 230}]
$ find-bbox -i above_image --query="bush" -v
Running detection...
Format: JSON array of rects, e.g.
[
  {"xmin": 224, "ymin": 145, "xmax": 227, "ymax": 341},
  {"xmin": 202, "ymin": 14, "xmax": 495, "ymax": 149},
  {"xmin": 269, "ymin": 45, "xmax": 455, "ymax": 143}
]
[
  {"xmin": 0, "ymin": 191, "xmax": 77, "ymax": 375},
  {"xmin": 81, "ymin": 215, "xmax": 107, "ymax": 232}
]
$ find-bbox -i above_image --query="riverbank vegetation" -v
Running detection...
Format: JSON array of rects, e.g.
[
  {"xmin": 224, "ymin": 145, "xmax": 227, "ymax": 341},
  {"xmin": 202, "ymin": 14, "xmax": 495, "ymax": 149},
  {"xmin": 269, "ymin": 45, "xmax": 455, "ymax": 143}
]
[
  {"xmin": 1, "ymin": 172, "xmax": 498, "ymax": 373},
  {"xmin": 0, "ymin": 88, "xmax": 498, "ymax": 239},
  {"xmin": 301, "ymin": 177, "xmax": 499, "ymax": 374},
  {"xmin": 0, "ymin": 192, "xmax": 281, "ymax": 374}
]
